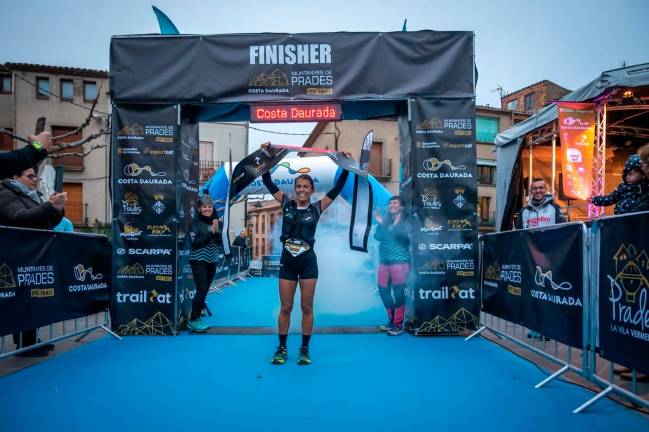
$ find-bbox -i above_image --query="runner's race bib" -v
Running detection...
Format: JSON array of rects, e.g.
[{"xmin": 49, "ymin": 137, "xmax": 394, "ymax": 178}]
[{"xmin": 284, "ymin": 239, "xmax": 311, "ymax": 257}]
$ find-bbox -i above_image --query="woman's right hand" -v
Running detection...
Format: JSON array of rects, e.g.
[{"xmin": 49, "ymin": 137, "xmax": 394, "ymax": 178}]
[
  {"xmin": 374, "ymin": 211, "xmax": 383, "ymax": 225},
  {"xmin": 260, "ymin": 141, "xmax": 271, "ymax": 150}
]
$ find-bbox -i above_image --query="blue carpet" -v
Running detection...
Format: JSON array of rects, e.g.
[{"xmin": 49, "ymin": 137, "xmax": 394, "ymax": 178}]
[
  {"xmin": 205, "ymin": 277, "xmax": 386, "ymax": 328},
  {"xmin": 0, "ymin": 333, "xmax": 647, "ymax": 432}
]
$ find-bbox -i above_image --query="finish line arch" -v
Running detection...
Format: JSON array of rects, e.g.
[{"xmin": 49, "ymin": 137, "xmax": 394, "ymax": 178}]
[{"xmin": 109, "ymin": 31, "xmax": 478, "ymax": 335}]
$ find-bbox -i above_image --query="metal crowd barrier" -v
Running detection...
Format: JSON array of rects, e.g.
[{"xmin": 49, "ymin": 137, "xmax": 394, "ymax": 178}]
[
  {"xmin": 0, "ymin": 227, "xmax": 121, "ymax": 360},
  {"xmin": 209, "ymin": 246, "xmax": 253, "ymax": 294},
  {"xmin": 467, "ymin": 217, "xmax": 649, "ymax": 414}
]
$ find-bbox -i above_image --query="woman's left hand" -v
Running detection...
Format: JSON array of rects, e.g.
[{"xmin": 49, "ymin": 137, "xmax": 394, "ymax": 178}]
[{"xmin": 341, "ymin": 150, "xmax": 352, "ymax": 158}]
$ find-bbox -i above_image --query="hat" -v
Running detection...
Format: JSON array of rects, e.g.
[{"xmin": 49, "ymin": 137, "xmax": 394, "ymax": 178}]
[
  {"xmin": 198, "ymin": 194, "xmax": 214, "ymax": 207},
  {"xmin": 623, "ymin": 154, "xmax": 643, "ymax": 178}
]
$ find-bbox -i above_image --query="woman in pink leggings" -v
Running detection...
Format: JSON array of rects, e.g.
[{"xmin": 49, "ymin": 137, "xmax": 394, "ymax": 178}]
[{"xmin": 374, "ymin": 196, "xmax": 411, "ymax": 336}]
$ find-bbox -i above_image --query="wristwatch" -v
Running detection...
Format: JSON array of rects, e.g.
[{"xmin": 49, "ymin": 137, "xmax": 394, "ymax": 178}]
[{"xmin": 31, "ymin": 141, "xmax": 43, "ymax": 150}]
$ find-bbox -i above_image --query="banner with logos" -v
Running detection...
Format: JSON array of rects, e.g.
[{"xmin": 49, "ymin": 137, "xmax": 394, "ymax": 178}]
[
  {"xmin": 557, "ymin": 102, "xmax": 595, "ymax": 200},
  {"xmin": 404, "ymin": 98, "xmax": 479, "ymax": 334},
  {"xmin": 0, "ymin": 228, "xmax": 110, "ymax": 336},
  {"xmin": 176, "ymin": 117, "xmax": 200, "ymax": 327},
  {"xmin": 481, "ymin": 223, "xmax": 584, "ymax": 348},
  {"xmin": 110, "ymin": 31, "xmax": 474, "ymax": 103},
  {"xmin": 112, "ymin": 104, "xmax": 179, "ymax": 336},
  {"xmin": 597, "ymin": 213, "xmax": 649, "ymax": 374}
]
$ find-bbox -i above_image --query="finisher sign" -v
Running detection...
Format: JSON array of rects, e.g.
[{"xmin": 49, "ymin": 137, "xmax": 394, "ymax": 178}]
[{"xmin": 251, "ymin": 103, "xmax": 341, "ymax": 122}]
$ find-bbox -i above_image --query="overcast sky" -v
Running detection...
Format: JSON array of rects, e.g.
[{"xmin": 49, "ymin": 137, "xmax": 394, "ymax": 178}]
[{"xmin": 2, "ymin": 0, "xmax": 648, "ymax": 146}]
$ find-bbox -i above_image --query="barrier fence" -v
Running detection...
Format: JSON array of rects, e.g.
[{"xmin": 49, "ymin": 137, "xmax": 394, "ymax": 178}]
[
  {"xmin": 0, "ymin": 227, "xmax": 120, "ymax": 359},
  {"xmin": 469, "ymin": 212, "xmax": 649, "ymax": 413},
  {"xmin": 209, "ymin": 246, "xmax": 253, "ymax": 293}
]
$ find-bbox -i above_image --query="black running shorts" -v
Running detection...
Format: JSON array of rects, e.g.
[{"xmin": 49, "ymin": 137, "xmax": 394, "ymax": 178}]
[{"xmin": 279, "ymin": 249, "xmax": 318, "ymax": 281}]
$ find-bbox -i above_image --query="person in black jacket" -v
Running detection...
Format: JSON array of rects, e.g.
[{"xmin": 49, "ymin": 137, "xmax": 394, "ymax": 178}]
[
  {"xmin": 0, "ymin": 132, "xmax": 52, "ymax": 180},
  {"xmin": 0, "ymin": 166, "xmax": 65, "ymax": 356},
  {"xmin": 592, "ymin": 154, "xmax": 647, "ymax": 215},
  {"xmin": 187, "ymin": 194, "xmax": 221, "ymax": 333}
]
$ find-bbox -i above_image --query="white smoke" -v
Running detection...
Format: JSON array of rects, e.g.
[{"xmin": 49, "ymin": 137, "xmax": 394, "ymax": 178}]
[{"xmin": 265, "ymin": 199, "xmax": 383, "ymax": 328}]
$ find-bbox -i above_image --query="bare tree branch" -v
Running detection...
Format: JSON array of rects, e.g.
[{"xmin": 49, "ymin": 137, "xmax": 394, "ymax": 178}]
[
  {"xmin": 49, "ymin": 143, "xmax": 107, "ymax": 159},
  {"xmin": 0, "ymin": 128, "xmax": 30, "ymax": 144},
  {"xmin": 50, "ymin": 129, "xmax": 110, "ymax": 153}
]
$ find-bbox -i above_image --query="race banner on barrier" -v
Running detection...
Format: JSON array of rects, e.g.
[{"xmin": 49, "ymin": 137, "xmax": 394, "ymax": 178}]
[
  {"xmin": 405, "ymin": 98, "xmax": 479, "ymax": 334},
  {"xmin": 597, "ymin": 213, "xmax": 649, "ymax": 374},
  {"xmin": 0, "ymin": 228, "xmax": 110, "ymax": 336},
  {"xmin": 112, "ymin": 105, "xmax": 179, "ymax": 335},
  {"xmin": 481, "ymin": 223, "xmax": 584, "ymax": 348}
]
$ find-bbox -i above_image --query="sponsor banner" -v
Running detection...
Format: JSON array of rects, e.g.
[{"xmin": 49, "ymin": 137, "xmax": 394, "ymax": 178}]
[
  {"xmin": 597, "ymin": 214, "xmax": 649, "ymax": 374},
  {"xmin": 0, "ymin": 227, "xmax": 110, "ymax": 335},
  {"xmin": 405, "ymin": 277, "xmax": 479, "ymax": 334},
  {"xmin": 481, "ymin": 224, "xmax": 584, "ymax": 348},
  {"xmin": 111, "ymin": 32, "xmax": 474, "ymax": 103},
  {"xmin": 557, "ymin": 102, "xmax": 595, "ymax": 200},
  {"xmin": 176, "ymin": 119, "xmax": 200, "ymax": 325},
  {"xmin": 112, "ymin": 104, "xmax": 180, "ymax": 335},
  {"xmin": 414, "ymin": 184, "xmax": 477, "ymax": 217}
]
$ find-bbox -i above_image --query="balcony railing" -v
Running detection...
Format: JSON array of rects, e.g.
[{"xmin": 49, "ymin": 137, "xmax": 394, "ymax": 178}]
[
  {"xmin": 369, "ymin": 158, "xmax": 392, "ymax": 179},
  {"xmin": 200, "ymin": 160, "xmax": 223, "ymax": 183}
]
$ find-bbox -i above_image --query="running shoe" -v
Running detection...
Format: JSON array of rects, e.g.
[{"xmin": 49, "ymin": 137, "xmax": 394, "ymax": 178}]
[
  {"xmin": 296, "ymin": 346, "xmax": 311, "ymax": 365},
  {"xmin": 387, "ymin": 326, "xmax": 404, "ymax": 336},
  {"xmin": 187, "ymin": 318, "xmax": 209, "ymax": 333},
  {"xmin": 380, "ymin": 321, "xmax": 395, "ymax": 332},
  {"xmin": 271, "ymin": 346, "xmax": 288, "ymax": 365}
]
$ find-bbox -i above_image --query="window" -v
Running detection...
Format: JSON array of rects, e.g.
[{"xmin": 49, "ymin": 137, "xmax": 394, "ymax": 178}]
[
  {"xmin": 476, "ymin": 116, "xmax": 499, "ymax": 143},
  {"xmin": 199, "ymin": 141, "xmax": 214, "ymax": 162},
  {"xmin": 262, "ymin": 214, "xmax": 266, "ymax": 234},
  {"xmin": 255, "ymin": 238, "xmax": 259, "ymax": 258},
  {"xmin": 478, "ymin": 165, "xmax": 496, "ymax": 185},
  {"xmin": 0, "ymin": 128, "xmax": 13, "ymax": 150},
  {"xmin": 0, "ymin": 75, "xmax": 11, "ymax": 94},
  {"xmin": 369, "ymin": 141, "xmax": 383, "ymax": 177},
  {"xmin": 255, "ymin": 215, "xmax": 259, "ymax": 233},
  {"xmin": 479, "ymin": 196, "xmax": 491, "ymax": 222},
  {"xmin": 524, "ymin": 92, "xmax": 535, "ymax": 112},
  {"xmin": 50, "ymin": 126, "xmax": 84, "ymax": 170},
  {"xmin": 36, "ymin": 77, "xmax": 49, "ymax": 99},
  {"xmin": 60, "ymin": 79, "xmax": 74, "ymax": 101},
  {"xmin": 506, "ymin": 99, "xmax": 519, "ymax": 111},
  {"xmin": 83, "ymin": 81, "xmax": 97, "ymax": 102}
]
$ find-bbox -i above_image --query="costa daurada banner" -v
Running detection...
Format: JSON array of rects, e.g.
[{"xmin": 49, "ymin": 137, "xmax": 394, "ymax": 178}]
[
  {"xmin": 481, "ymin": 223, "xmax": 584, "ymax": 348},
  {"xmin": 597, "ymin": 213, "xmax": 649, "ymax": 374},
  {"xmin": 557, "ymin": 102, "xmax": 595, "ymax": 200},
  {"xmin": 112, "ymin": 105, "xmax": 179, "ymax": 336},
  {"xmin": 404, "ymin": 98, "xmax": 479, "ymax": 334},
  {"xmin": 0, "ymin": 228, "xmax": 110, "ymax": 336}
]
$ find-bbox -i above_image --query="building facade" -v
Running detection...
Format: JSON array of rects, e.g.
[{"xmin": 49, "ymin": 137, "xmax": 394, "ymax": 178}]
[
  {"xmin": 0, "ymin": 63, "xmax": 111, "ymax": 227},
  {"xmin": 501, "ymin": 80, "xmax": 571, "ymax": 114},
  {"xmin": 247, "ymin": 200, "xmax": 282, "ymax": 260}
]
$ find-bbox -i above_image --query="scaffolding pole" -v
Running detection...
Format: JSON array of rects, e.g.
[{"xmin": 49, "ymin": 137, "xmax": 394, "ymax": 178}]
[{"xmin": 589, "ymin": 103, "xmax": 607, "ymax": 218}]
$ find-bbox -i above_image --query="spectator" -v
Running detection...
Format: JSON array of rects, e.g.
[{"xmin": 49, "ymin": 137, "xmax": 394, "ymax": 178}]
[
  {"xmin": 516, "ymin": 177, "xmax": 562, "ymax": 341},
  {"xmin": 232, "ymin": 230, "xmax": 249, "ymax": 248},
  {"xmin": 0, "ymin": 166, "xmax": 66, "ymax": 357},
  {"xmin": 592, "ymin": 154, "xmax": 648, "ymax": 215},
  {"xmin": 516, "ymin": 177, "xmax": 564, "ymax": 229},
  {"xmin": 628, "ymin": 144, "xmax": 649, "ymax": 213},
  {"xmin": 0, "ymin": 132, "xmax": 52, "ymax": 180}
]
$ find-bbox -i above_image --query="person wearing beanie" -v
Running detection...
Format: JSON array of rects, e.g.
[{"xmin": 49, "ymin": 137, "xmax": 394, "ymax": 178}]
[
  {"xmin": 592, "ymin": 154, "xmax": 648, "ymax": 215},
  {"xmin": 187, "ymin": 193, "xmax": 221, "ymax": 332}
]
